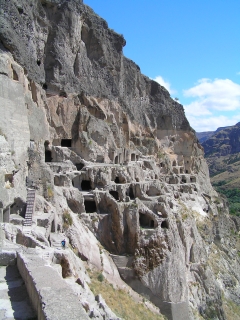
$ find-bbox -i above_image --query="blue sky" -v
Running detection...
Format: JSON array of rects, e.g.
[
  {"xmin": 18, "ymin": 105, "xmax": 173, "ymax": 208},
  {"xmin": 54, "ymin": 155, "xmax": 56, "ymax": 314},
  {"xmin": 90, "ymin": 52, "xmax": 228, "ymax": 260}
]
[{"xmin": 83, "ymin": 0, "xmax": 240, "ymax": 132}]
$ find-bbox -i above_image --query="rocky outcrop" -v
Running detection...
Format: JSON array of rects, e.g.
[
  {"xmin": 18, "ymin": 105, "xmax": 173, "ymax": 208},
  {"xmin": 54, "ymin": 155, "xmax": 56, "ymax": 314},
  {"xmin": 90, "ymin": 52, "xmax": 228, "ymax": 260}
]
[{"xmin": 1, "ymin": 1, "xmax": 240, "ymax": 319}]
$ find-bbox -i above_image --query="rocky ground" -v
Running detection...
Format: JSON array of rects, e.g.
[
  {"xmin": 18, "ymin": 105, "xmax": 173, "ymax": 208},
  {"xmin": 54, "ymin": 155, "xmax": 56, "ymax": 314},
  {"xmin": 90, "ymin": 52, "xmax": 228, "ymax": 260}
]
[{"xmin": 0, "ymin": 1, "xmax": 240, "ymax": 319}]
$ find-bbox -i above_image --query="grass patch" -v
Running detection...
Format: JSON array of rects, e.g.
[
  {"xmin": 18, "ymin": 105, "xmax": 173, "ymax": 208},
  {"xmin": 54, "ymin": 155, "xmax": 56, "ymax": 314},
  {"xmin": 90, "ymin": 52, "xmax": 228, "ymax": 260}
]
[
  {"xmin": 62, "ymin": 209, "xmax": 73, "ymax": 230},
  {"xmin": 222, "ymin": 294, "xmax": 240, "ymax": 320},
  {"xmin": 88, "ymin": 270, "xmax": 165, "ymax": 320},
  {"xmin": 47, "ymin": 185, "xmax": 54, "ymax": 198}
]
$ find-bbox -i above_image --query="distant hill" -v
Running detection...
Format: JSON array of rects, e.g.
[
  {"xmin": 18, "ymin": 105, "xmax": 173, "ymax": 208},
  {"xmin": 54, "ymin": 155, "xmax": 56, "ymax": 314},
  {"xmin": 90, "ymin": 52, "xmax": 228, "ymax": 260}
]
[
  {"xmin": 196, "ymin": 131, "xmax": 215, "ymax": 143},
  {"xmin": 199, "ymin": 122, "xmax": 240, "ymax": 215},
  {"xmin": 201, "ymin": 122, "xmax": 240, "ymax": 157}
]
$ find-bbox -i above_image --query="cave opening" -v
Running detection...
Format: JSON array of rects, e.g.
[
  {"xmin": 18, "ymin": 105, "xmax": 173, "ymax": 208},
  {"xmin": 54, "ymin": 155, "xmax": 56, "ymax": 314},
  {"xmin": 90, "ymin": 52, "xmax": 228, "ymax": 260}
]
[
  {"xmin": 18, "ymin": 7, "xmax": 24, "ymax": 14},
  {"xmin": 45, "ymin": 150, "xmax": 52, "ymax": 162},
  {"xmin": 109, "ymin": 190, "xmax": 119, "ymax": 201},
  {"xmin": 161, "ymin": 220, "xmax": 168, "ymax": 229},
  {"xmin": 5, "ymin": 174, "xmax": 14, "ymax": 186},
  {"xmin": 61, "ymin": 139, "xmax": 72, "ymax": 147},
  {"xmin": 128, "ymin": 187, "xmax": 134, "ymax": 200},
  {"xmin": 139, "ymin": 212, "xmax": 155, "ymax": 229},
  {"xmin": 115, "ymin": 177, "xmax": 120, "ymax": 184},
  {"xmin": 182, "ymin": 179, "xmax": 187, "ymax": 184},
  {"xmin": 76, "ymin": 163, "xmax": 84, "ymax": 171},
  {"xmin": 81, "ymin": 180, "xmax": 92, "ymax": 191},
  {"xmin": 84, "ymin": 200, "xmax": 97, "ymax": 213},
  {"xmin": 146, "ymin": 186, "xmax": 160, "ymax": 196},
  {"xmin": 131, "ymin": 154, "xmax": 135, "ymax": 161},
  {"xmin": 115, "ymin": 156, "xmax": 119, "ymax": 164},
  {"xmin": 59, "ymin": 91, "xmax": 67, "ymax": 98},
  {"xmin": 44, "ymin": 141, "xmax": 52, "ymax": 162}
]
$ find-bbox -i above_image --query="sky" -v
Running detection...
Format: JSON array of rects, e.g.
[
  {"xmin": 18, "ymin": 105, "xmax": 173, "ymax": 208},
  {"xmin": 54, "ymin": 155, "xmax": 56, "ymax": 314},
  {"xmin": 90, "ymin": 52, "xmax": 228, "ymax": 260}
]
[{"xmin": 83, "ymin": 0, "xmax": 240, "ymax": 132}]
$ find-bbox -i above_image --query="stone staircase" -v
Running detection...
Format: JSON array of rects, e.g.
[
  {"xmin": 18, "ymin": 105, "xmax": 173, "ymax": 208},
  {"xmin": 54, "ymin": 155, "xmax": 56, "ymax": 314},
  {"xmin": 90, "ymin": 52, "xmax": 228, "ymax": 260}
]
[
  {"xmin": 110, "ymin": 254, "xmax": 135, "ymax": 281},
  {"xmin": 110, "ymin": 254, "xmax": 133, "ymax": 268},
  {"xmin": 23, "ymin": 189, "xmax": 36, "ymax": 227}
]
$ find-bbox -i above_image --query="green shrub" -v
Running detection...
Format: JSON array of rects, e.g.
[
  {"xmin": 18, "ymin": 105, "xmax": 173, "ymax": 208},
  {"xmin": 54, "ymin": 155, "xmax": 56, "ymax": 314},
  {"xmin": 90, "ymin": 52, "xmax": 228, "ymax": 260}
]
[
  {"xmin": 62, "ymin": 210, "xmax": 73, "ymax": 230},
  {"xmin": 97, "ymin": 273, "xmax": 104, "ymax": 282}
]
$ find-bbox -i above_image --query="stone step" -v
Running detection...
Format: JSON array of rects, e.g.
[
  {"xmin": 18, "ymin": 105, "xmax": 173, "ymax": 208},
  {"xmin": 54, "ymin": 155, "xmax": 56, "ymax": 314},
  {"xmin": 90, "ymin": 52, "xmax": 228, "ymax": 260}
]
[
  {"xmin": 110, "ymin": 254, "xmax": 134, "ymax": 268},
  {"xmin": 24, "ymin": 189, "xmax": 36, "ymax": 227}
]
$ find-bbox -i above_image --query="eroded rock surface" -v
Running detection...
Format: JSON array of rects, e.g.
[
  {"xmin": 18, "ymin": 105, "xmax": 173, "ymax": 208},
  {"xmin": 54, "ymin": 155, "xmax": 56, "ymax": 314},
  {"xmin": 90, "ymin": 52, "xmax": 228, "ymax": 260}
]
[{"xmin": 0, "ymin": 1, "xmax": 240, "ymax": 319}]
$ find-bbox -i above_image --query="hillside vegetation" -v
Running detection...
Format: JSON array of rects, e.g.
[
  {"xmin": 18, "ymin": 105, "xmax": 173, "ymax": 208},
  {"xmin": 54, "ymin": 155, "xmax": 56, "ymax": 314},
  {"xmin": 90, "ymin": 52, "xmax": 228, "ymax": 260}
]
[{"xmin": 199, "ymin": 122, "xmax": 240, "ymax": 216}]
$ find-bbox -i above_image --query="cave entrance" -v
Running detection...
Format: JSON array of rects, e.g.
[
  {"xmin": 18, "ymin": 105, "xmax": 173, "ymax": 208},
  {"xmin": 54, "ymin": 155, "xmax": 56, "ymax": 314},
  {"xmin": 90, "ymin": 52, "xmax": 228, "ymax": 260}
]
[
  {"xmin": 44, "ymin": 141, "xmax": 52, "ymax": 162},
  {"xmin": 61, "ymin": 139, "xmax": 72, "ymax": 147},
  {"xmin": 146, "ymin": 186, "xmax": 160, "ymax": 196},
  {"xmin": 115, "ymin": 177, "xmax": 120, "ymax": 184},
  {"xmin": 45, "ymin": 150, "xmax": 52, "ymax": 162},
  {"xmin": 190, "ymin": 176, "xmax": 196, "ymax": 183},
  {"xmin": 109, "ymin": 190, "xmax": 119, "ymax": 201},
  {"xmin": 76, "ymin": 163, "xmax": 84, "ymax": 171},
  {"xmin": 128, "ymin": 187, "xmax": 134, "ymax": 200},
  {"xmin": 81, "ymin": 180, "xmax": 92, "ymax": 191},
  {"xmin": 84, "ymin": 200, "xmax": 97, "ymax": 213},
  {"xmin": 182, "ymin": 178, "xmax": 187, "ymax": 184},
  {"xmin": 5, "ymin": 174, "xmax": 14, "ymax": 187},
  {"xmin": 161, "ymin": 220, "xmax": 168, "ymax": 229},
  {"xmin": 115, "ymin": 156, "xmax": 119, "ymax": 164},
  {"xmin": 139, "ymin": 212, "xmax": 155, "ymax": 229},
  {"xmin": 131, "ymin": 154, "xmax": 135, "ymax": 161}
]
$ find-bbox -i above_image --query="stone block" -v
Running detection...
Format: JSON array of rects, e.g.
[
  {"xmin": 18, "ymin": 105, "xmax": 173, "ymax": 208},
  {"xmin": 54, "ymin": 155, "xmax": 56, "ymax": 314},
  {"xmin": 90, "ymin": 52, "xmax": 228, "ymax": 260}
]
[{"xmin": 0, "ymin": 249, "xmax": 17, "ymax": 266}]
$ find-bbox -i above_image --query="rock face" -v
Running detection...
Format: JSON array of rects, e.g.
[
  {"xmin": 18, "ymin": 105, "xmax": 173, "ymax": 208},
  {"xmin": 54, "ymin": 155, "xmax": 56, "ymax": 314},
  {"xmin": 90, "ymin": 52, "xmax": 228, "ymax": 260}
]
[{"xmin": 1, "ymin": 1, "xmax": 240, "ymax": 320}]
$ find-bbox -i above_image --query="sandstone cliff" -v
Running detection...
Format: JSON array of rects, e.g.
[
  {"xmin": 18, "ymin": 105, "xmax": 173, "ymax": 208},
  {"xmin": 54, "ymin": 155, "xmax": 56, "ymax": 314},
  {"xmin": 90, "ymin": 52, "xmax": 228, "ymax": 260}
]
[{"xmin": 0, "ymin": 1, "xmax": 240, "ymax": 319}]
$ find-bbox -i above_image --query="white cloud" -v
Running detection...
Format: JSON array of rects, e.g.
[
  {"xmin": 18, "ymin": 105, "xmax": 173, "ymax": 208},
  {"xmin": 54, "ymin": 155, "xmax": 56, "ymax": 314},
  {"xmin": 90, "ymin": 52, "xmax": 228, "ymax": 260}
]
[
  {"xmin": 184, "ymin": 78, "xmax": 240, "ymax": 111},
  {"xmin": 237, "ymin": 72, "xmax": 240, "ymax": 75},
  {"xmin": 186, "ymin": 114, "xmax": 240, "ymax": 132},
  {"xmin": 183, "ymin": 78, "xmax": 240, "ymax": 131},
  {"xmin": 153, "ymin": 76, "xmax": 176, "ymax": 95}
]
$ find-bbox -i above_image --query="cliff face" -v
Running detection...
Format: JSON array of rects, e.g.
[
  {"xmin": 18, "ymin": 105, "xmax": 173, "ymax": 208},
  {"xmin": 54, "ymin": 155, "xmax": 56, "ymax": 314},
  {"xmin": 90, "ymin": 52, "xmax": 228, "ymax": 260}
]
[{"xmin": 0, "ymin": 1, "xmax": 240, "ymax": 319}]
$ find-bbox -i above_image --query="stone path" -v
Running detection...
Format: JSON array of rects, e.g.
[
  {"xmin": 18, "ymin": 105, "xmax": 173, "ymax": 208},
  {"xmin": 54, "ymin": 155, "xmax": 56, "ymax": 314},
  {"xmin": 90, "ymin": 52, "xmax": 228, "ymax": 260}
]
[{"xmin": 0, "ymin": 265, "xmax": 37, "ymax": 320}]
